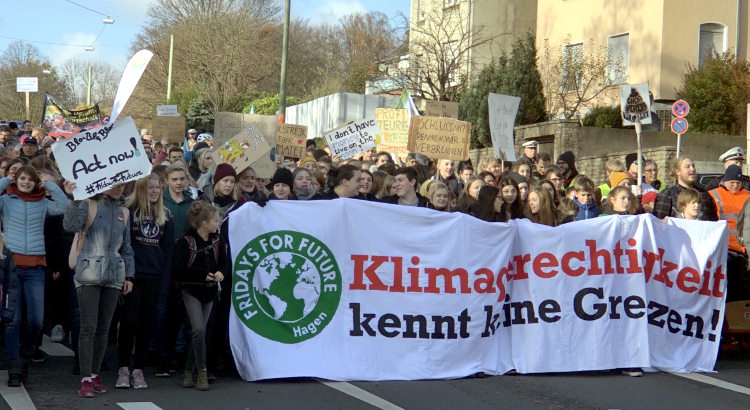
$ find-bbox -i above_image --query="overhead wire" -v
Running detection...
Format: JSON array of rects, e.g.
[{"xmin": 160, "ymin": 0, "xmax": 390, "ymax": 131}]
[{"xmin": 62, "ymin": 0, "xmax": 110, "ymax": 18}]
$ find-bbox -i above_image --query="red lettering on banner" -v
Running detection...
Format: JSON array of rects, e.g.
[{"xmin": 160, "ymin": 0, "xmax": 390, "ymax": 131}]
[
  {"xmin": 512, "ymin": 254, "xmax": 531, "ymax": 280},
  {"xmin": 626, "ymin": 239, "xmax": 643, "ymax": 273},
  {"xmin": 712, "ymin": 265, "xmax": 725, "ymax": 297},
  {"xmin": 699, "ymin": 262, "xmax": 713, "ymax": 296},
  {"xmin": 473, "ymin": 268, "xmax": 496, "ymax": 294},
  {"xmin": 407, "ymin": 256, "xmax": 423, "ymax": 292},
  {"xmin": 652, "ymin": 249, "xmax": 675, "ymax": 288},
  {"xmin": 389, "ymin": 256, "xmax": 405, "ymax": 292},
  {"xmin": 533, "ymin": 252, "xmax": 558, "ymax": 278},
  {"xmin": 676, "ymin": 267, "xmax": 701, "ymax": 293},
  {"xmin": 350, "ymin": 254, "xmax": 388, "ymax": 291},
  {"xmin": 586, "ymin": 240, "xmax": 614, "ymax": 275},
  {"xmin": 425, "ymin": 268, "xmax": 470, "ymax": 294},
  {"xmin": 562, "ymin": 251, "xmax": 585, "ymax": 277}
]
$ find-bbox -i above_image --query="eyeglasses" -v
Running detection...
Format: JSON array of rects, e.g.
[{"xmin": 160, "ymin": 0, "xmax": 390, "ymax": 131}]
[{"xmin": 643, "ymin": 169, "xmax": 657, "ymax": 173}]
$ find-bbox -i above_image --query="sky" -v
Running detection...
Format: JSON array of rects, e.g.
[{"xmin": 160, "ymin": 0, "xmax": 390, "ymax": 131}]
[{"xmin": 0, "ymin": 0, "xmax": 410, "ymax": 69}]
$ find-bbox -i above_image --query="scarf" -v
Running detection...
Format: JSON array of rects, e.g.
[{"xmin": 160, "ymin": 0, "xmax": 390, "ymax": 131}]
[{"xmin": 7, "ymin": 183, "xmax": 46, "ymax": 202}]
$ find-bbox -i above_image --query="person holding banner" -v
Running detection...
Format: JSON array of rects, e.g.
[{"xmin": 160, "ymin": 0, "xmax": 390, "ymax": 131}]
[
  {"xmin": 427, "ymin": 182, "xmax": 453, "ymax": 212},
  {"xmin": 358, "ymin": 170, "xmax": 378, "ymax": 201},
  {"xmin": 292, "ymin": 168, "xmax": 318, "ymax": 201},
  {"xmin": 117, "ymin": 174, "xmax": 175, "ymax": 390},
  {"xmin": 382, "ymin": 167, "xmax": 434, "ymax": 208},
  {"xmin": 498, "ymin": 177, "xmax": 525, "ymax": 221},
  {"xmin": 469, "ymin": 185, "xmax": 504, "ymax": 222},
  {"xmin": 63, "ymin": 183, "xmax": 134, "ymax": 398},
  {"xmin": 652, "ymin": 157, "xmax": 718, "ymax": 221},
  {"xmin": 0, "ymin": 166, "xmax": 69, "ymax": 387},
  {"xmin": 237, "ymin": 167, "xmax": 267, "ymax": 206},
  {"xmin": 457, "ymin": 176, "xmax": 485, "ymax": 213},
  {"xmin": 599, "ymin": 186, "xmax": 637, "ymax": 216},
  {"xmin": 320, "ymin": 165, "xmax": 362, "ymax": 200},
  {"xmin": 526, "ymin": 186, "xmax": 559, "ymax": 227},
  {"xmin": 266, "ymin": 168, "xmax": 295, "ymax": 201}
]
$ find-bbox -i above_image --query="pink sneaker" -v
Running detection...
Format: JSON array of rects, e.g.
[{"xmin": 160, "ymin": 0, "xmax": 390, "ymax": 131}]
[
  {"xmin": 91, "ymin": 376, "xmax": 107, "ymax": 393},
  {"xmin": 78, "ymin": 380, "xmax": 95, "ymax": 398}
]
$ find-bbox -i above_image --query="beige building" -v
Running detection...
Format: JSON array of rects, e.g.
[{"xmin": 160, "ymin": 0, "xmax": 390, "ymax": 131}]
[
  {"xmin": 408, "ymin": 0, "xmax": 537, "ymax": 98},
  {"xmin": 537, "ymin": 0, "xmax": 750, "ymax": 120}
]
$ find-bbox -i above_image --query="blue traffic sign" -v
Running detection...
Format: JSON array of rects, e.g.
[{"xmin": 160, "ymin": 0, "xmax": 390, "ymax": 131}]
[
  {"xmin": 671, "ymin": 117, "xmax": 689, "ymax": 134},
  {"xmin": 672, "ymin": 100, "xmax": 690, "ymax": 117}
]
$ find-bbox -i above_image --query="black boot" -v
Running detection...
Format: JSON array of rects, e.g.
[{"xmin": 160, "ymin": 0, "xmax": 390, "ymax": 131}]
[
  {"xmin": 8, "ymin": 360, "xmax": 23, "ymax": 387},
  {"xmin": 21, "ymin": 356, "xmax": 30, "ymax": 384}
]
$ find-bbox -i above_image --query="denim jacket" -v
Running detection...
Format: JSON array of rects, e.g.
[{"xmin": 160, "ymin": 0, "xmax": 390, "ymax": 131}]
[{"xmin": 63, "ymin": 197, "xmax": 135, "ymax": 289}]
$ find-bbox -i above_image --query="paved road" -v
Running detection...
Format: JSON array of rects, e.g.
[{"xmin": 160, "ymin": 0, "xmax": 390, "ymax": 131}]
[{"xmin": 2, "ymin": 339, "xmax": 750, "ymax": 409}]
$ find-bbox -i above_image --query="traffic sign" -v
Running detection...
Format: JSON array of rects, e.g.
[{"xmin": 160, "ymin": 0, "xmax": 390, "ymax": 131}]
[
  {"xmin": 671, "ymin": 117, "xmax": 689, "ymax": 134},
  {"xmin": 672, "ymin": 100, "xmax": 690, "ymax": 117},
  {"xmin": 16, "ymin": 77, "xmax": 38, "ymax": 93}
]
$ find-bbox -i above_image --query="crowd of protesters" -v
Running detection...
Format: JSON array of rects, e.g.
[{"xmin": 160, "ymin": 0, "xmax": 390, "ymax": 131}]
[{"xmin": 0, "ymin": 122, "xmax": 746, "ymax": 397}]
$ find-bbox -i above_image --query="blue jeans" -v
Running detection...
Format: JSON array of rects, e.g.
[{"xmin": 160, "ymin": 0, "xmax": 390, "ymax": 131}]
[{"xmin": 5, "ymin": 266, "xmax": 45, "ymax": 363}]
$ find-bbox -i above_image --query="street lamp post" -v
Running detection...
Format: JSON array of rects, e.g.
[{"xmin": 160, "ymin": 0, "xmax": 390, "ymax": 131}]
[{"xmin": 278, "ymin": 0, "xmax": 291, "ymax": 121}]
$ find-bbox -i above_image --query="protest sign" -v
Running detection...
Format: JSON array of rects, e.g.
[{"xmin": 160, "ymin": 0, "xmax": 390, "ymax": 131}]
[
  {"xmin": 156, "ymin": 104, "xmax": 179, "ymax": 116},
  {"xmin": 407, "ymin": 116, "xmax": 471, "ymax": 161},
  {"xmin": 276, "ymin": 123, "xmax": 308, "ymax": 159},
  {"xmin": 375, "ymin": 108, "xmax": 409, "ymax": 155},
  {"xmin": 229, "ymin": 201, "xmax": 727, "ymax": 381},
  {"xmin": 212, "ymin": 125, "xmax": 272, "ymax": 173},
  {"xmin": 620, "ymin": 83, "xmax": 652, "ymax": 125},
  {"xmin": 214, "ymin": 112, "xmax": 278, "ymax": 178},
  {"xmin": 52, "ymin": 117, "xmax": 152, "ymax": 200},
  {"xmin": 324, "ymin": 118, "xmax": 381, "ymax": 160},
  {"xmin": 488, "ymin": 93, "xmax": 520, "ymax": 161},
  {"xmin": 111, "ymin": 50, "xmax": 154, "ymax": 122},
  {"xmin": 41, "ymin": 93, "xmax": 102, "ymax": 138},
  {"xmin": 152, "ymin": 116, "xmax": 185, "ymax": 143},
  {"xmin": 419, "ymin": 100, "xmax": 459, "ymax": 119}
]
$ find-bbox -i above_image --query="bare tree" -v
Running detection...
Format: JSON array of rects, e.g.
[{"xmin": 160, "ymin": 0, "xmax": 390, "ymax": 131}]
[
  {"xmin": 539, "ymin": 37, "xmax": 625, "ymax": 119},
  {"xmin": 58, "ymin": 59, "xmax": 120, "ymax": 107},
  {"xmin": 394, "ymin": 7, "xmax": 495, "ymax": 101}
]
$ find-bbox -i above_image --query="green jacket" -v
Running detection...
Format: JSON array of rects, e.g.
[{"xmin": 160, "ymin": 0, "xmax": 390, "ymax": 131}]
[{"xmin": 163, "ymin": 189, "xmax": 193, "ymax": 243}]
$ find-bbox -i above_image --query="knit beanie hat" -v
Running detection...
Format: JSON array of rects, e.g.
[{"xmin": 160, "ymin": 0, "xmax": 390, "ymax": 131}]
[
  {"xmin": 299, "ymin": 156, "xmax": 317, "ymax": 168},
  {"xmin": 723, "ymin": 164, "xmax": 743, "ymax": 182},
  {"xmin": 506, "ymin": 171, "xmax": 528, "ymax": 186},
  {"xmin": 557, "ymin": 151, "xmax": 575, "ymax": 168},
  {"xmin": 267, "ymin": 167, "xmax": 294, "ymax": 190},
  {"xmin": 641, "ymin": 191, "xmax": 658, "ymax": 205},
  {"xmin": 609, "ymin": 172, "xmax": 629, "ymax": 188},
  {"xmin": 214, "ymin": 163, "xmax": 237, "ymax": 185}
]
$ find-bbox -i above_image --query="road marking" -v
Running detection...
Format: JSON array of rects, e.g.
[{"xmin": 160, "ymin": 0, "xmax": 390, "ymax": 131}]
[
  {"xmin": 670, "ymin": 372, "xmax": 750, "ymax": 396},
  {"xmin": 39, "ymin": 334, "xmax": 75, "ymax": 357},
  {"xmin": 0, "ymin": 370, "xmax": 36, "ymax": 410},
  {"xmin": 117, "ymin": 402, "xmax": 163, "ymax": 410},
  {"xmin": 315, "ymin": 379, "xmax": 404, "ymax": 410}
]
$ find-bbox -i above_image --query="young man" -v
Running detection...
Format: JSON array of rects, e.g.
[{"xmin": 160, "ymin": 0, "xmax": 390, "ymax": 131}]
[
  {"xmin": 382, "ymin": 167, "xmax": 434, "ymax": 208},
  {"xmin": 162, "ymin": 165, "xmax": 194, "ymax": 241},
  {"xmin": 556, "ymin": 151, "xmax": 578, "ymax": 187},
  {"xmin": 534, "ymin": 152, "xmax": 551, "ymax": 182},
  {"xmin": 168, "ymin": 147, "xmax": 184, "ymax": 164},
  {"xmin": 572, "ymin": 176, "xmax": 599, "ymax": 220},
  {"xmin": 0, "ymin": 125, "xmax": 12, "ymax": 145},
  {"xmin": 423, "ymin": 159, "xmax": 460, "ymax": 198},
  {"xmin": 652, "ymin": 157, "xmax": 718, "ymax": 221},
  {"xmin": 319, "ymin": 165, "xmax": 361, "ymax": 199}
]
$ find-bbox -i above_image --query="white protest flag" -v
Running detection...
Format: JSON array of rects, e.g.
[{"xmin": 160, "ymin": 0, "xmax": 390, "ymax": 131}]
[
  {"xmin": 228, "ymin": 200, "xmax": 727, "ymax": 381},
  {"xmin": 110, "ymin": 50, "xmax": 154, "ymax": 122},
  {"xmin": 52, "ymin": 117, "xmax": 153, "ymax": 200},
  {"xmin": 488, "ymin": 93, "xmax": 520, "ymax": 161}
]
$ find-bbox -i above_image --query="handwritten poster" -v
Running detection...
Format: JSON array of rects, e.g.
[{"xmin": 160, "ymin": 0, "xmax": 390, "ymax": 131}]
[
  {"xmin": 324, "ymin": 118, "xmax": 381, "ymax": 160},
  {"xmin": 488, "ymin": 93, "xmax": 520, "ymax": 161},
  {"xmin": 620, "ymin": 83, "xmax": 652, "ymax": 126},
  {"xmin": 418, "ymin": 100, "xmax": 459, "ymax": 119},
  {"xmin": 407, "ymin": 116, "xmax": 471, "ymax": 161},
  {"xmin": 276, "ymin": 123, "xmax": 308, "ymax": 159},
  {"xmin": 214, "ymin": 112, "xmax": 278, "ymax": 178},
  {"xmin": 152, "ymin": 116, "xmax": 185, "ymax": 143},
  {"xmin": 375, "ymin": 108, "xmax": 409, "ymax": 155},
  {"xmin": 51, "ymin": 117, "xmax": 152, "ymax": 200}
]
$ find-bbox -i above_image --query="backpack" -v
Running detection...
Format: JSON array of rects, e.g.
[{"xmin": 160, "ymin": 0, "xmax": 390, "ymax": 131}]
[
  {"xmin": 736, "ymin": 196, "xmax": 750, "ymax": 247},
  {"xmin": 184, "ymin": 234, "xmax": 221, "ymax": 269}
]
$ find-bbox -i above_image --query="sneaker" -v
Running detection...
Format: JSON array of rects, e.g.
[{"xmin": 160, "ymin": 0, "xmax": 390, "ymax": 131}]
[
  {"xmin": 50, "ymin": 325, "xmax": 66, "ymax": 343},
  {"xmin": 91, "ymin": 375, "xmax": 107, "ymax": 393},
  {"xmin": 131, "ymin": 369, "xmax": 147, "ymax": 389},
  {"xmin": 182, "ymin": 371, "xmax": 194, "ymax": 388},
  {"xmin": 155, "ymin": 367, "xmax": 171, "ymax": 377},
  {"xmin": 115, "ymin": 367, "xmax": 131, "ymax": 389},
  {"xmin": 30, "ymin": 348, "xmax": 45, "ymax": 363},
  {"xmin": 78, "ymin": 380, "xmax": 95, "ymax": 398},
  {"xmin": 621, "ymin": 368, "xmax": 643, "ymax": 377},
  {"xmin": 7, "ymin": 374, "xmax": 22, "ymax": 387}
]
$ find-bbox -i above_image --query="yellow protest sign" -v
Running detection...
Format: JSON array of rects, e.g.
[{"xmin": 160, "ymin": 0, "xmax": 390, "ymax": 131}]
[
  {"xmin": 375, "ymin": 108, "xmax": 408, "ymax": 155},
  {"xmin": 407, "ymin": 116, "xmax": 471, "ymax": 161},
  {"xmin": 211, "ymin": 124, "xmax": 272, "ymax": 173}
]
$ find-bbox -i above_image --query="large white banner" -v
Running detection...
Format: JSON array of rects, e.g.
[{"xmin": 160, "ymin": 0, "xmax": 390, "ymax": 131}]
[
  {"xmin": 228, "ymin": 200, "xmax": 728, "ymax": 381},
  {"xmin": 110, "ymin": 50, "xmax": 153, "ymax": 122},
  {"xmin": 52, "ymin": 117, "xmax": 153, "ymax": 200}
]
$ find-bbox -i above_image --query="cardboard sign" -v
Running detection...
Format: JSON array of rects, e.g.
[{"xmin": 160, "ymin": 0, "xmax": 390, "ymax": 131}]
[
  {"xmin": 156, "ymin": 104, "xmax": 179, "ymax": 116},
  {"xmin": 488, "ymin": 93, "xmax": 520, "ymax": 161},
  {"xmin": 407, "ymin": 116, "xmax": 471, "ymax": 161},
  {"xmin": 418, "ymin": 100, "xmax": 459, "ymax": 119},
  {"xmin": 375, "ymin": 108, "xmax": 409, "ymax": 155},
  {"xmin": 51, "ymin": 117, "xmax": 152, "ymax": 200},
  {"xmin": 214, "ymin": 112, "xmax": 278, "ymax": 178},
  {"xmin": 276, "ymin": 123, "xmax": 308, "ymax": 159},
  {"xmin": 324, "ymin": 118, "xmax": 381, "ymax": 160},
  {"xmin": 152, "ymin": 116, "xmax": 185, "ymax": 143},
  {"xmin": 212, "ymin": 125, "xmax": 272, "ymax": 173},
  {"xmin": 620, "ymin": 83, "xmax": 652, "ymax": 125}
]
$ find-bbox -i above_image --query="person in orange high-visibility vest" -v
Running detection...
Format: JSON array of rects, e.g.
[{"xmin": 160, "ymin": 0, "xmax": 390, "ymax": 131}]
[{"xmin": 709, "ymin": 164, "xmax": 750, "ymax": 301}]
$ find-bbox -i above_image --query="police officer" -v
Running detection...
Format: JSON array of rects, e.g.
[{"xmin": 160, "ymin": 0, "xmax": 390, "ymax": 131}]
[
  {"xmin": 520, "ymin": 140, "xmax": 538, "ymax": 167},
  {"xmin": 705, "ymin": 147, "xmax": 750, "ymax": 191}
]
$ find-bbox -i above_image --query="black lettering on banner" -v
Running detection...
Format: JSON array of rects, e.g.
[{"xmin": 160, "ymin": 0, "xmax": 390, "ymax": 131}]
[
  {"xmin": 481, "ymin": 305, "xmax": 501, "ymax": 337},
  {"xmin": 647, "ymin": 301, "xmax": 668, "ymax": 328},
  {"xmin": 538, "ymin": 299, "xmax": 561, "ymax": 322},
  {"xmin": 573, "ymin": 287, "xmax": 607, "ymax": 321},
  {"xmin": 349, "ymin": 303, "xmax": 376, "ymax": 336}
]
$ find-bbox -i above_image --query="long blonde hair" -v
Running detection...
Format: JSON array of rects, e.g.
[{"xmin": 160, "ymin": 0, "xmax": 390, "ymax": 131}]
[{"xmin": 125, "ymin": 174, "xmax": 168, "ymax": 226}]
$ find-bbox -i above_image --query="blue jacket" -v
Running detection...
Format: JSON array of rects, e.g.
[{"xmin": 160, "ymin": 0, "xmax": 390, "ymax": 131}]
[
  {"xmin": 574, "ymin": 197, "xmax": 600, "ymax": 221},
  {"xmin": 64, "ymin": 197, "xmax": 135, "ymax": 289},
  {"xmin": 0, "ymin": 178, "xmax": 69, "ymax": 255}
]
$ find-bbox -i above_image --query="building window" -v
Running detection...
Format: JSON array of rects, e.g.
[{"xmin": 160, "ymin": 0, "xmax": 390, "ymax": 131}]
[
  {"xmin": 562, "ymin": 42, "xmax": 583, "ymax": 92},
  {"xmin": 443, "ymin": 40, "xmax": 460, "ymax": 87},
  {"xmin": 607, "ymin": 33, "xmax": 629, "ymax": 84},
  {"xmin": 444, "ymin": 0, "xmax": 459, "ymax": 9},
  {"xmin": 698, "ymin": 23, "xmax": 726, "ymax": 68}
]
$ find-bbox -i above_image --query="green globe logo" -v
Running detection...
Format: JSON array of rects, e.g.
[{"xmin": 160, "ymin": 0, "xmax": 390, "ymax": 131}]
[{"xmin": 233, "ymin": 231, "xmax": 341, "ymax": 344}]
